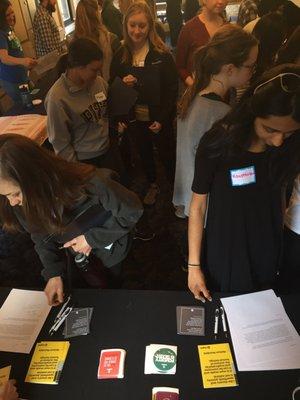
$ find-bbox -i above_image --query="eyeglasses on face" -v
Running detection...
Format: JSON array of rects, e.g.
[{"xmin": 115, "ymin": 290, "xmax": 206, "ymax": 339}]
[{"xmin": 253, "ymin": 72, "xmax": 300, "ymax": 95}]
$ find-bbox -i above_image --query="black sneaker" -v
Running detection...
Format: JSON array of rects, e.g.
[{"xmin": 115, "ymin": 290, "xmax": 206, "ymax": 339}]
[{"xmin": 133, "ymin": 229, "xmax": 155, "ymax": 241}]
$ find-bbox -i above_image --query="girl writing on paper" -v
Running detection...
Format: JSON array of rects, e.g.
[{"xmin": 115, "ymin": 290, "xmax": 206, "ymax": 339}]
[
  {"xmin": 188, "ymin": 64, "xmax": 300, "ymax": 301},
  {"xmin": 0, "ymin": 134, "xmax": 143, "ymax": 306},
  {"xmin": 110, "ymin": 1, "xmax": 178, "ymax": 206},
  {"xmin": 173, "ymin": 24, "xmax": 258, "ymax": 218}
]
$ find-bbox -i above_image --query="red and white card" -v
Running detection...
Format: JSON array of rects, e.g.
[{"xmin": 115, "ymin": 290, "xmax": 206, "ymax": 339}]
[{"xmin": 97, "ymin": 348, "xmax": 126, "ymax": 379}]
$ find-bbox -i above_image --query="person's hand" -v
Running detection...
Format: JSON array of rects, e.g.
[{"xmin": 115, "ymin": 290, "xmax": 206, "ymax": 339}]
[
  {"xmin": 149, "ymin": 121, "xmax": 162, "ymax": 134},
  {"xmin": 22, "ymin": 57, "xmax": 37, "ymax": 69},
  {"xmin": 188, "ymin": 268, "xmax": 212, "ymax": 302},
  {"xmin": 0, "ymin": 380, "xmax": 18, "ymax": 400},
  {"xmin": 44, "ymin": 276, "xmax": 64, "ymax": 306},
  {"xmin": 122, "ymin": 74, "xmax": 137, "ymax": 87},
  {"xmin": 63, "ymin": 235, "xmax": 92, "ymax": 255},
  {"xmin": 117, "ymin": 122, "xmax": 127, "ymax": 134}
]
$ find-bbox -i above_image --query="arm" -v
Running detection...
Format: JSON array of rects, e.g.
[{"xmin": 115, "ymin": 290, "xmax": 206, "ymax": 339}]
[
  {"xmin": 188, "ymin": 192, "xmax": 211, "ymax": 302},
  {"xmin": 31, "ymin": 233, "xmax": 65, "ymax": 305},
  {"xmin": 84, "ymin": 174, "xmax": 143, "ymax": 249},
  {"xmin": 44, "ymin": 97, "xmax": 77, "ymax": 162},
  {"xmin": 176, "ymin": 25, "xmax": 192, "ymax": 83},
  {"xmin": 0, "ymin": 48, "xmax": 36, "ymax": 69},
  {"xmin": 159, "ymin": 52, "xmax": 179, "ymax": 124}
]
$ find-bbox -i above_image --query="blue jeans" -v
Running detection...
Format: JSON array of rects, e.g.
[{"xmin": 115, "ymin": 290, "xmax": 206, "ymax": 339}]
[{"xmin": 0, "ymin": 79, "xmax": 22, "ymax": 104}]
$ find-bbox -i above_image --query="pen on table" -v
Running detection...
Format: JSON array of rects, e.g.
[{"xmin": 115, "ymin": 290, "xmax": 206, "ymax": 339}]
[
  {"xmin": 53, "ymin": 295, "xmax": 71, "ymax": 323},
  {"xmin": 220, "ymin": 306, "xmax": 228, "ymax": 338},
  {"xmin": 49, "ymin": 307, "xmax": 73, "ymax": 335},
  {"xmin": 214, "ymin": 307, "xmax": 219, "ymax": 340}
]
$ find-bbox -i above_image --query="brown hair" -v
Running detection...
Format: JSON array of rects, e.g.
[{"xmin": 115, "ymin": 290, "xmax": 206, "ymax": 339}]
[
  {"xmin": 75, "ymin": 0, "xmax": 112, "ymax": 69},
  {"xmin": 122, "ymin": 1, "xmax": 168, "ymax": 64},
  {"xmin": 179, "ymin": 25, "xmax": 257, "ymax": 119},
  {"xmin": 0, "ymin": 134, "xmax": 96, "ymax": 234}
]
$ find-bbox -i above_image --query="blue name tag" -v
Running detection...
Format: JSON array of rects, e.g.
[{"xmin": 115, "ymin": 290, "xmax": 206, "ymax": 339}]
[{"xmin": 230, "ymin": 166, "xmax": 256, "ymax": 186}]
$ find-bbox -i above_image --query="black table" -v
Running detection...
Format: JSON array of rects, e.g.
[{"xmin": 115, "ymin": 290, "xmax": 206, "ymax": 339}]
[{"xmin": 0, "ymin": 289, "xmax": 299, "ymax": 400}]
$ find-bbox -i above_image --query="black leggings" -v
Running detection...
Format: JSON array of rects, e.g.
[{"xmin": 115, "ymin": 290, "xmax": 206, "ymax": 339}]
[{"xmin": 120, "ymin": 120, "xmax": 176, "ymax": 185}]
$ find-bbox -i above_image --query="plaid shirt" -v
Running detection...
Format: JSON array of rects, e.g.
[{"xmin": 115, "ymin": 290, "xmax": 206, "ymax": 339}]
[
  {"xmin": 33, "ymin": 5, "xmax": 61, "ymax": 57},
  {"xmin": 237, "ymin": 0, "xmax": 259, "ymax": 27}
]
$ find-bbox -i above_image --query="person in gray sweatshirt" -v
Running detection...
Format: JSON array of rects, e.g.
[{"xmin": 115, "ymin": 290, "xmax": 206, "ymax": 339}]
[{"xmin": 45, "ymin": 38, "xmax": 123, "ymax": 174}]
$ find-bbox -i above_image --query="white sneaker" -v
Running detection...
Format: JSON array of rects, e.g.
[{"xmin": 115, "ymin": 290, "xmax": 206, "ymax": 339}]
[{"xmin": 143, "ymin": 183, "xmax": 160, "ymax": 206}]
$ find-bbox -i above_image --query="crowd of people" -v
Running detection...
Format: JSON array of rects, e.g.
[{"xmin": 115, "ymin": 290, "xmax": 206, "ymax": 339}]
[{"xmin": 0, "ymin": 0, "xmax": 299, "ymax": 334}]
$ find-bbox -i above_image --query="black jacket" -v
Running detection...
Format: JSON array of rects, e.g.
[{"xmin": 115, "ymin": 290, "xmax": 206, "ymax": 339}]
[
  {"xmin": 101, "ymin": 0, "xmax": 123, "ymax": 40},
  {"xmin": 14, "ymin": 169, "xmax": 143, "ymax": 281},
  {"xmin": 110, "ymin": 45, "xmax": 178, "ymax": 125}
]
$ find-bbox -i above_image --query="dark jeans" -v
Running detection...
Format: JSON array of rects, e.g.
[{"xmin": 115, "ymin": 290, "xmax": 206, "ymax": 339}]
[
  {"xmin": 123, "ymin": 120, "xmax": 176, "ymax": 185},
  {"xmin": 0, "ymin": 79, "xmax": 22, "ymax": 105},
  {"xmin": 81, "ymin": 139, "xmax": 126, "ymax": 184}
]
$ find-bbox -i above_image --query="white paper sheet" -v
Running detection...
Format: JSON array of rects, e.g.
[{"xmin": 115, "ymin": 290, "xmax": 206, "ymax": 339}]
[
  {"xmin": 221, "ymin": 290, "xmax": 300, "ymax": 371},
  {"xmin": 0, "ymin": 289, "xmax": 51, "ymax": 354}
]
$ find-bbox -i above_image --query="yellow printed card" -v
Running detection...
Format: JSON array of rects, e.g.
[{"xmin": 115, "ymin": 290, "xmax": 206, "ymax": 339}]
[
  {"xmin": 198, "ymin": 343, "xmax": 238, "ymax": 389},
  {"xmin": 0, "ymin": 366, "xmax": 11, "ymax": 394},
  {"xmin": 25, "ymin": 341, "xmax": 70, "ymax": 384}
]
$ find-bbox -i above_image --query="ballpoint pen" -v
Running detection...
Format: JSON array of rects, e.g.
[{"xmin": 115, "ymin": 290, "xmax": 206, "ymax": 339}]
[
  {"xmin": 220, "ymin": 306, "xmax": 228, "ymax": 338},
  {"xmin": 49, "ymin": 307, "xmax": 73, "ymax": 335},
  {"xmin": 53, "ymin": 295, "xmax": 71, "ymax": 323},
  {"xmin": 214, "ymin": 307, "xmax": 219, "ymax": 340}
]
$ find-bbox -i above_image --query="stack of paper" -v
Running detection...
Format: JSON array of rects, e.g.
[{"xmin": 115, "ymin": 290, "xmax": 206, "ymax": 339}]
[
  {"xmin": 144, "ymin": 344, "xmax": 177, "ymax": 375},
  {"xmin": 221, "ymin": 290, "xmax": 300, "ymax": 371},
  {"xmin": 198, "ymin": 343, "xmax": 238, "ymax": 388},
  {"xmin": 25, "ymin": 341, "xmax": 70, "ymax": 384},
  {"xmin": 0, "ymin": 366, "xmax": 11, "ymax": 394},
  {"xmin": 0, "ymin": 289, "xmax": 51, "ymax": 354},
  {"xmin": 0, "ymin": 115, "xmax": 47, "ymax": 144}
]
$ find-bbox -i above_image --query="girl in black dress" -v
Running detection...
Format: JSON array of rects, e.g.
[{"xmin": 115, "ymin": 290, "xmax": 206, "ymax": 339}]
[{"xmin": 188, "ymin": 64, "xmax": 300, "ymax": 301}]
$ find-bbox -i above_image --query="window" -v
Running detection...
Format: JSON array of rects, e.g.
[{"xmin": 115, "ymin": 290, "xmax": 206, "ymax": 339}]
[{"xmin": 57, "ymin": 0, "xmax": 74, "ymax": 26}]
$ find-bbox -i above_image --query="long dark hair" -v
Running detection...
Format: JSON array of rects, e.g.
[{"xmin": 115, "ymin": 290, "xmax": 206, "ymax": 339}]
[
  {"xmin": 198, "ymin": 63, "xmax": 300, "ymax": 183},
  {"xmin": 179, "ymin": 25, "xmax": 257, "ymax": 119},
  {"xmin": 0, "ymin": 134, "xmax": 96, "ymax": 233},
  {"xmin": 252, "ymin": 12, "xmax": 286, "ymax": 79},
  {"xmin": 0, "ymin": 0, "xmax": 11, "ymax": 31},
  {"xmin": 277, "ymin": 26, "xmax": 300, "ymax": 64}
]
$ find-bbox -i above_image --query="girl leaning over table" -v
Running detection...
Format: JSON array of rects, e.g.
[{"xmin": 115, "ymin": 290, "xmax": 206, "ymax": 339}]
[
  {"xmin": 0, "ymin": 0, "xmax": 36, "ymax": 104},
  {"xmin": 110, "ymin": 1, "xmax": 178, "ymax": 206},
  {"xmin": 188, "ymin": 64, "xmax": 300, "ymax": 302},
  {"xmin": 0, "ymin": 134, "xmax": 143, "ymax": 306}
]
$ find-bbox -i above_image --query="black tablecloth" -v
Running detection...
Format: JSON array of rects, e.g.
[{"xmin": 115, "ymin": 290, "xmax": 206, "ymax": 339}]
[{"xmin": 0, "ymin": 289, "xmax": 299, "ymax": 400}]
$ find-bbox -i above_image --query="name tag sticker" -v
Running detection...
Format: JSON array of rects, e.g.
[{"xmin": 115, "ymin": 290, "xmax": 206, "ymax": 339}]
[
  {"xmin": 95, "ymin": 91, "xmax": 106, "ymax": 102},
  {"xmin": 230, "ymin": 166, "xmax": 256, "ymax": 186}
]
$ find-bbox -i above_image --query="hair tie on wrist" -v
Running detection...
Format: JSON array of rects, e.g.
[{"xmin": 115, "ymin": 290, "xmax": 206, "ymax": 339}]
[{"xmin": 188, "ymin": 263, "xmax": 201, "ymax": 267}]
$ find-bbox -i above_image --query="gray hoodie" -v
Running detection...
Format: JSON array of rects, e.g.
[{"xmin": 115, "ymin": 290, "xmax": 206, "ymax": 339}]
[{"xmin": 45, "ymin": 73, "xmax": 110, "ymax": 162}]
